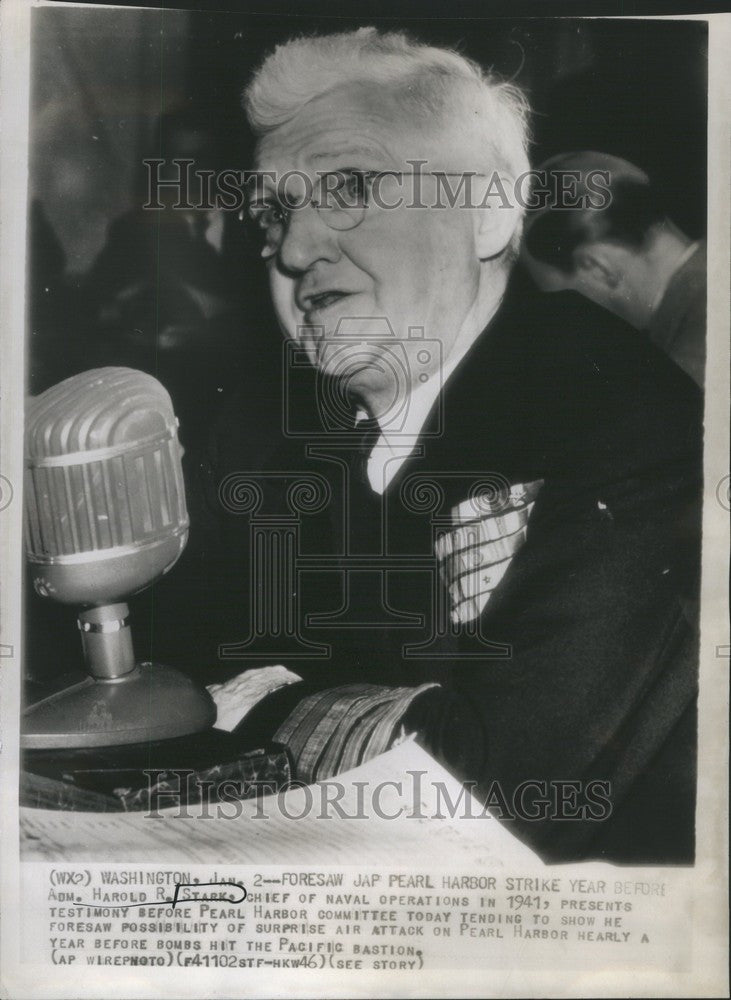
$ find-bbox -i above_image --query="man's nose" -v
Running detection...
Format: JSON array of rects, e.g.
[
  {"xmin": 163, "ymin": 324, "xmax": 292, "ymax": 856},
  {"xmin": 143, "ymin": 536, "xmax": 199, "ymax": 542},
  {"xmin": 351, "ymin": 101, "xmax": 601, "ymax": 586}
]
[{"xmin": 277, "ymin": 204, "xmax": 341, "ymax": 272}]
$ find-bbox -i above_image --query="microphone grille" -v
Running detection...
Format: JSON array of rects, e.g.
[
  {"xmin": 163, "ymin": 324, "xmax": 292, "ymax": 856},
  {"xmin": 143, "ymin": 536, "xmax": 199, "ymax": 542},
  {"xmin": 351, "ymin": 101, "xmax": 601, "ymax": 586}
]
[{"xmin": 25, "ymin": 368, "xmax": 189, "ymax": 559}]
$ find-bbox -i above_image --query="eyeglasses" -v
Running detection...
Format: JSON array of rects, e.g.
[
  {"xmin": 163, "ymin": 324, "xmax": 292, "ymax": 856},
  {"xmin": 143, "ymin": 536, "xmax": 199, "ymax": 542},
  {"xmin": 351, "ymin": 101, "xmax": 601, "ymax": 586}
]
[{"xmin": 239, "ymin": 169, "xmax": 487, "ymax": 259}]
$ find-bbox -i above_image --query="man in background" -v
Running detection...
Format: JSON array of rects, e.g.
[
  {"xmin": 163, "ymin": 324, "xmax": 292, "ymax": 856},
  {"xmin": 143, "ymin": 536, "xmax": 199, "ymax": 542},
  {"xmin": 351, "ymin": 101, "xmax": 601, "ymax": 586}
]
[{"xmin": 522, "ymin": 151, "xmax": 706, "ymax": 387}]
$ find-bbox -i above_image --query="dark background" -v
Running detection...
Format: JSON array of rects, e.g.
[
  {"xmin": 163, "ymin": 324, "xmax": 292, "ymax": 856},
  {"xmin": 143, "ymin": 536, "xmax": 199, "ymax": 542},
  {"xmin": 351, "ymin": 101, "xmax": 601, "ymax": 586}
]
[
  {"xmin": 189, "ymin": 12, "xmax": 708, "ymax": 233},
  {"xmin": 25, "ymin": 6, "xmax": 708, "ymax": 686},
  {"xmin": 30, "ymin": 8, "xmax": 708, "ymax": 278}
]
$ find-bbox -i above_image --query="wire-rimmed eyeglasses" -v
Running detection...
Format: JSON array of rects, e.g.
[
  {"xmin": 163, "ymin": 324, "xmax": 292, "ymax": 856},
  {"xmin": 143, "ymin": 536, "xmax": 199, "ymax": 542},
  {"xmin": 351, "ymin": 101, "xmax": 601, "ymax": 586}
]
[{"xmin": 239, "ymin": 169, "xmax": 488, "ymax": 259}]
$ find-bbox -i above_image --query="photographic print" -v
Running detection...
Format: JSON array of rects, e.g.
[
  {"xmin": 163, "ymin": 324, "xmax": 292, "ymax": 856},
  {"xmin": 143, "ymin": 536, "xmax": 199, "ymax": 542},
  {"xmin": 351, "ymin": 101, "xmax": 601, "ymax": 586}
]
[{"xmin": 1, "ymin": 1, "xmax": 728, "ymax": 996}]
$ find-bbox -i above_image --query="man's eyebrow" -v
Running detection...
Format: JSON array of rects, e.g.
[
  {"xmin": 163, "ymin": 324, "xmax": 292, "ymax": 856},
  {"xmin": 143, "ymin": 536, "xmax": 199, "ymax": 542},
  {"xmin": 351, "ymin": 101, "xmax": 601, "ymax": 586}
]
[{"xmin": 309, "ymin": 146, "xmax": 390, "ymax": 164}]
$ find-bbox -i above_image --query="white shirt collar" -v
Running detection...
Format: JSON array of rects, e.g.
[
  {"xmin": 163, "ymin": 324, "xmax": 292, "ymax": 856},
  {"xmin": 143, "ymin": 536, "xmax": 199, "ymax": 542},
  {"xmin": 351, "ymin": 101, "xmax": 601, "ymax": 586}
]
[
  {"xmin": 355, "ymin": 336, "xmax": 475, "ymax": 495},
  {"xmin": 649, "ymin": 240, "xmax": 702, "ymax": 317}
]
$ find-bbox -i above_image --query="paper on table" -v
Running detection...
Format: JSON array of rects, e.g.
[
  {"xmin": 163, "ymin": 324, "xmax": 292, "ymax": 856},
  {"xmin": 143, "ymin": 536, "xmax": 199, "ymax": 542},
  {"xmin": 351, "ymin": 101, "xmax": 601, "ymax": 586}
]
[{"xmin": 20, "ymin": 740, "xmax": 538, "ymax": 868}]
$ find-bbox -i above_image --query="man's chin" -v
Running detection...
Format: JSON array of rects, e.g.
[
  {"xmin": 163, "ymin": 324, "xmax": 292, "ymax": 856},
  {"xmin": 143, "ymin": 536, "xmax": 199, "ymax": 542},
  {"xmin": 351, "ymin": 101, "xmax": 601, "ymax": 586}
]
[
  {"xmin": 317, "ymin": 352, "xmax": 404, "ymax": 422},
  {"xmin": 316, "ymin": 342, "xmax": 387, "ymax": 381}
]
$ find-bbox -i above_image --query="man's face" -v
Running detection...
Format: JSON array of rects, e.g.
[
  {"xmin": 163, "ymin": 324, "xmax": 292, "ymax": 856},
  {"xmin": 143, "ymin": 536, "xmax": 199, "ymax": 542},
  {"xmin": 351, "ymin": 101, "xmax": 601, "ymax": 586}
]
[{"xmin": 254, "ymin": 83, "xmax": 482, "ymax": 409}]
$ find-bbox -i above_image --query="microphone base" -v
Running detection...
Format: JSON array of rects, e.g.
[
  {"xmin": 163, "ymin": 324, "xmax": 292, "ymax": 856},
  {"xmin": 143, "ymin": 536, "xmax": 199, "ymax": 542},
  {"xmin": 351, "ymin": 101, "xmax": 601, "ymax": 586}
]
[{"xmin": 21, "ymin": 662, "xmax": 217, "ymax": 749}]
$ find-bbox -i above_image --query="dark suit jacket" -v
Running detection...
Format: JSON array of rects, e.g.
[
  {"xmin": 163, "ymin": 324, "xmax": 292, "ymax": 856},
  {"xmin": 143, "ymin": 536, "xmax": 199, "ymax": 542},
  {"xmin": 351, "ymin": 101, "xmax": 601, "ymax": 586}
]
[
  {"xmin": 648, "ymin": 241, "xmax": 706, "ymax": 388},
  {"xmin": 162, "ymin": 277, "xmax": 703, "ymax": 865}
]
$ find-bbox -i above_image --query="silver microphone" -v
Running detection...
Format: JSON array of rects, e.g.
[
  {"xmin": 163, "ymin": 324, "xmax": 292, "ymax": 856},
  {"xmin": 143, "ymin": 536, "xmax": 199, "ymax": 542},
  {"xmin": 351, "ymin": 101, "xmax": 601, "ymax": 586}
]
[{"xmin": 24, "ymin": 367, "xmax": 216, "ymax": 748}]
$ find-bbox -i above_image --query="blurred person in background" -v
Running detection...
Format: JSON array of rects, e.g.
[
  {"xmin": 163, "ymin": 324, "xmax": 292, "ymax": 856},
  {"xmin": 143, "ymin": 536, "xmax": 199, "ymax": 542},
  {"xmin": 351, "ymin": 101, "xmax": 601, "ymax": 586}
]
[
  {"xmin": 521, "ymin": 151, "xmax": 706, "ymax": 388},
  {"xmin": 81, "ymin": 107, "xmax": 273, "ymax": 450}
]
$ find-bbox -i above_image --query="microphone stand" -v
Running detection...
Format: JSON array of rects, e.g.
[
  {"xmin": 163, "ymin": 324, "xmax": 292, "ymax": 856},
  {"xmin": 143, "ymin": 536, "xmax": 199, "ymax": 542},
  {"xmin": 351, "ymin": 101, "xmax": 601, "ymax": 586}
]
[{"xmin": 22, "ymin": 601, "xmax": 215, "ymax": 749}]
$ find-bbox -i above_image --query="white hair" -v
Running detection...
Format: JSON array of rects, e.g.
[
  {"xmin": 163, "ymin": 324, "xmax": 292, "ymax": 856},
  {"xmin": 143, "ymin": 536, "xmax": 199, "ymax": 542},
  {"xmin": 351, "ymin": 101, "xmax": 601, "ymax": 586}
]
[{"xmin": 244, "ymin": 27, "xmax": 531, "ymax": 255}]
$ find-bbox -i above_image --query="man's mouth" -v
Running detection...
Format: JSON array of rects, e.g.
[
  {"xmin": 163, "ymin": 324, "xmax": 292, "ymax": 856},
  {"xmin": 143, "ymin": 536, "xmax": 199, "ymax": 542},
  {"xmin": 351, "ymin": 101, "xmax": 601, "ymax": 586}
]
[{"xmin": 300, "ymin": 290, "xmax": 353, "ymax": 317}]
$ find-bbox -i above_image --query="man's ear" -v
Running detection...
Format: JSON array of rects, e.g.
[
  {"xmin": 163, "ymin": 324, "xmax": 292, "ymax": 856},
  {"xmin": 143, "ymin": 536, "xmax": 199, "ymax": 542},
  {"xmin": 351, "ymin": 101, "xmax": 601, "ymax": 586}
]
[
  {"xmin": 572, "ymin": 243, "xmax": 621, "ymax": 290},
  {"xmin": 473, "ymin": 172, "xmax": 521, "ymax": 260}
]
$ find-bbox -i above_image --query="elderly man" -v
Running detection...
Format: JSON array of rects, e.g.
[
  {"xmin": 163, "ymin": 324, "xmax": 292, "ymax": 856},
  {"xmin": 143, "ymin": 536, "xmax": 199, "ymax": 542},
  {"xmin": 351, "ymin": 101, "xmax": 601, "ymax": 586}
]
[{"xmin": 193, "ymin": 28, "xmax": 702, "ymax": 864}]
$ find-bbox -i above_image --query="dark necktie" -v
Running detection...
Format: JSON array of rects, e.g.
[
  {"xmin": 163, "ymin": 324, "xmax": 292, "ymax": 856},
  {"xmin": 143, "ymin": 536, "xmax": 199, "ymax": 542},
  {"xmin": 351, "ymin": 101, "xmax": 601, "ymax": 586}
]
[{"xmin": 351, "ymin": 416, "xmax": 381, "ymax": 488}]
